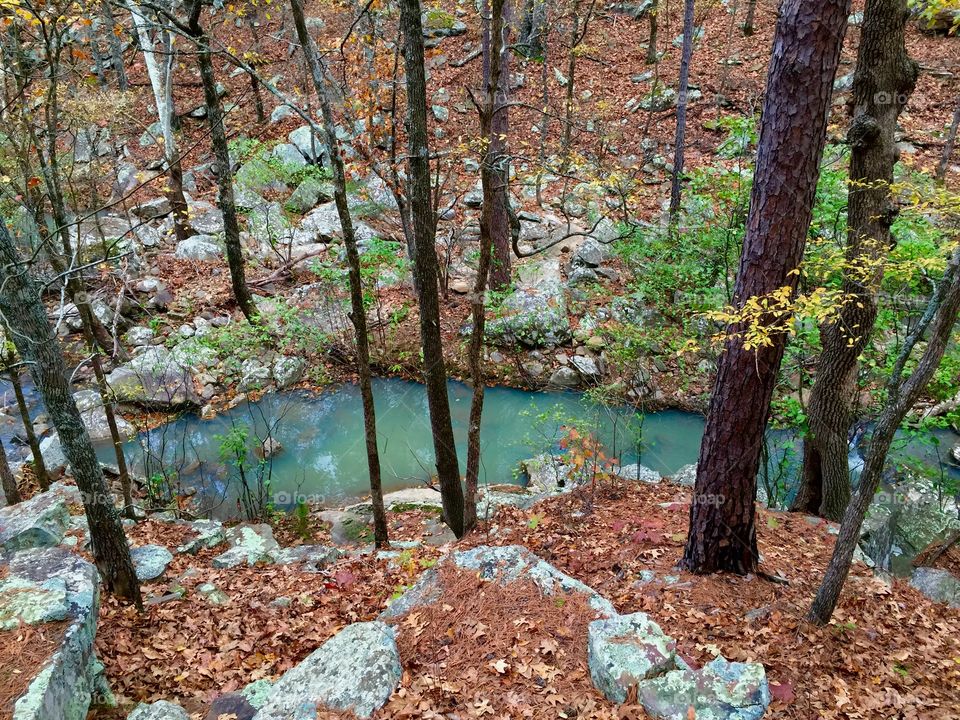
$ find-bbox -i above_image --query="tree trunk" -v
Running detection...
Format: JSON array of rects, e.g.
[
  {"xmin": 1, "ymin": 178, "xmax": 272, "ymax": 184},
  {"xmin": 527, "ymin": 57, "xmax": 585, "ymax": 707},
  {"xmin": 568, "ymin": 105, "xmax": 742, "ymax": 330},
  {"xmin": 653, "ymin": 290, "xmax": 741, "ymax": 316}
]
[
  {"xmin": 669, "ymin": 0, "xmax": 695, "ymax": 219},
  {"xmin": 9, "ymin": 365, "xmax": 51, "ymax": 491},
  {"xmin": 465, "ymin": 0, "xmax": 506, "ymax": 532},
  {"xmin": 0, "ymin": 217, "xmax": 141, "ymax": 607},
  {"xmin": 188, "ymin": 6, "xmax": 257, "ymax": 322},
  {"xmin": 101, "ymin": 0, "xmax": 129, "ymax": 91},
  {"xmin": 0, "ymin": 439, "xmax": 20, "ymax": 506},
  {"xmin": 482, "ymin": 0, "xmax": 512, "ymax": 289},
  {"xmin": 646, "ymin": 0, "xmax": 659, "ymax": 64},
  {"xmin": 742, "ymin": 0, "xmax": 757, "ymax": 35},
  {"xmin": 681, "ymin": 0, "xmax": 850, "ymax": 575},
  {"xmin": 289, "ymin": 0, "xmax": 389, "ymax": 547},
  {"xmin": 809, "ymin": 247, "xmax": 960, "ymax": 624},
  {"xmin": 518, "ymin": 0, "xmax": 546, "ymax": 58},
  {"xmin": 936, "ymin": 97, "xmax": 959, "ymax": 184},
  {"xmin": 399, "ymin": 0, "xmax": 465, "ymax": 538},
  {"xmin": 793, "ymin": 0, "xmax": 917, "ymax": 522}
]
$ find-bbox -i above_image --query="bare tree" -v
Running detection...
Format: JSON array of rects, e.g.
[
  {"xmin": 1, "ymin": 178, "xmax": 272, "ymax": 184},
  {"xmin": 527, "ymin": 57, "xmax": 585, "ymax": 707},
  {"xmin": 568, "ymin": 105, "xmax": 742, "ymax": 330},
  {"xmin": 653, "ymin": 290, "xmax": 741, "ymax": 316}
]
[
  {"xmin": 936, "ymin": 96, "xmax": 959, "ymax": 184},
  {"xmin": 669, "ymin": 0, "xmax": 696, "ymax": 219},
  {"xmin": 289, "ymin": 0, "xmax": 389, "ymax": 547},
  {"xmin": 400, "ymin": 0, "xmax": 465, "ymax": 537},
  {"xmin": 809, "ymin": 246, "xmax": 960, "ymax": 624}
]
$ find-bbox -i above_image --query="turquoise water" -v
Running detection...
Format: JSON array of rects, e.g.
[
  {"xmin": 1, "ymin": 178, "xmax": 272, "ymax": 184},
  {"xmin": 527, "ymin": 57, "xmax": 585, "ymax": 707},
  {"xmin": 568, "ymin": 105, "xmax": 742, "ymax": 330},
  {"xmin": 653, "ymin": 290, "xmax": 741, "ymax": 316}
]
[{"xmin": 103, "ymin": 378, "xmax": 706, "ymax": 513}]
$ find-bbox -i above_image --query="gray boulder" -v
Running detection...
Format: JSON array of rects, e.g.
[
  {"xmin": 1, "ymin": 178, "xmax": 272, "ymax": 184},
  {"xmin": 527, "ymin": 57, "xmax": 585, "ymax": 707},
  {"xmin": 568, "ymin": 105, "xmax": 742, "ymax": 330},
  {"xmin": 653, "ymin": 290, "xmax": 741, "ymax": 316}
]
[
  {"xmin": 288, "ymin": 125, "xmax": 325, "ymax": 163},
  {"xmin": 270, "ymin": 142, "xmax": 307, "ymax": 169},
  {"xmin": 616, "ymin": 464, "xmax": 662, "ymax": 484},
  {"xmin": 272, "ymin": 356, "xmax": 305, "ymax": 389},
  {"xmin": 131, "ymin": 544, "xmax": 174, "ymax": 581},
  {"xmin": 547, "ymin": 366, "xmax": 580, "ymax": 389},
  {"xmin": 588, "ymin": 612, "xmax": 679, "ymax": 703},
  {"xmin": 637, "ymin": 658, "xmax": 770, "ymax": 720},
  {"xmin": 0, "ymin": 484, "xmax": 72, "ymax": 551},
  {"xmin": 253, "ymin": 621, "xmax": 400, "ymax": 719},
  {"xmin": 670, "ymin": 464, "xmax": 697, "ymax": 487},
  {"xmin": 9, "ymin": 547, "xmax": 101, "ymax": 720},
  {"xmin": 0, "ymin": 575, "xmax": 70, "ymax": 630},
  {"xmin": 212, "ymin": 524, "xmax": 280, "ymax": 568},
  {"xmin": 382, "ymin": 545, "xmax": 616, "ymax": 620},
  {"xmin": 910, "ymin": 567, "xmax": 960, "ymax": 608},
  {"xmin": 484, "ymin": 258, "xmax": 571, "ymax": 347},
  {"xmin": 572, "ymin": 237, "xmax": 611, "ymax": 268},
  {"xmin": 176, "ymin": 518, "xmax": 225, "ymax": 554},
  {"xmin": 107, "ymin": 346, "xmax": 199, "ymax": 409},
  {"xmin": 285, "ymin": 176, "xmax": 334, "ymax": 214},
  {"xmin": 72, "ymin": 389, "xmax": 135, "ymax": 442},
  {"xmin": 127, "ymin": 700, "xmax": 190, "ymax": 720},
  {"xmin": 173, "ymin": 235, "xmax": 222, "ymax": 262}
]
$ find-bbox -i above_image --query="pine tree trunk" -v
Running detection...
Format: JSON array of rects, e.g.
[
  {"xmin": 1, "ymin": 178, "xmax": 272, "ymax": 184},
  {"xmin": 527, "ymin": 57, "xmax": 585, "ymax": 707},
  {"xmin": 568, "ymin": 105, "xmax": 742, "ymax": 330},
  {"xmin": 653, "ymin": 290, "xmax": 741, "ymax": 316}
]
[
  {"xmin": 289, "ymin": 0, "xmax": 389, "ymax": 547},
  {"xmin": 0, "ymin": 439, "xmax": 21, "ymax": 506},
  {"xmin": 669, "ymin": 0, "xmax": 695, "ymax": 219},
  {"xmin": 400, "ymin": 0, "xmax": 465, "ymax": 538},
  {"xmin": 681, "ymin": 0, "xmax": 850, "ymax": 575},
  {"xmin": 188, "ymin": 6, "xmax": 257, "ymax": 322},
  {"xmin": 794, "ymin": 0, "xmax": 917, "ymax": 522},
  {"xmin": 809, "ymin": 248, "xmax": 960, "ymax": 624},
  {"xmin": 0, "ymin": 218, "xmax": 141, "ymax": 606},
  {"xmin": 9, "ymin": 365, "xmax": 51, "ymax": 491}
]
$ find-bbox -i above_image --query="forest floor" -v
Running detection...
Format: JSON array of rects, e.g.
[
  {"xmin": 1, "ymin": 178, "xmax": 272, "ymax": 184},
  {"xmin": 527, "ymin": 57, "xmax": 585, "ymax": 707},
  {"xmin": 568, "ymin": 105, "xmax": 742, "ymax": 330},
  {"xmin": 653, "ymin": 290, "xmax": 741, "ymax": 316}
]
[{"xmin": 92, "ymin": 477, "xmax": 960, "ymax": 720}]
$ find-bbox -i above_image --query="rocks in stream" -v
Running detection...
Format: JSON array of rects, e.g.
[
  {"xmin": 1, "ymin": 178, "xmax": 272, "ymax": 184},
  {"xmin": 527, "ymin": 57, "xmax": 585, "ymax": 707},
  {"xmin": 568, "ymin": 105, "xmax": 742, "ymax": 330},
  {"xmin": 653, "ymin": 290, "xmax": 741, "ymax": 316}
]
[{"xmin": 252, "ymin": 621, "xmax": 401, "ymax": 719}]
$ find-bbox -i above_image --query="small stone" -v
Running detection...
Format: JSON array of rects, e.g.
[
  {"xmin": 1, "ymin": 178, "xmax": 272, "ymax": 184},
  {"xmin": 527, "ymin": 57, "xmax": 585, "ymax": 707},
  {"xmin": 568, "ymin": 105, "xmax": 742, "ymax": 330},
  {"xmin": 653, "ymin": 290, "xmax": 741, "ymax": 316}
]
[{"xmin": 131, "ymin": 544, "xmax": 174, "ymax": 582}]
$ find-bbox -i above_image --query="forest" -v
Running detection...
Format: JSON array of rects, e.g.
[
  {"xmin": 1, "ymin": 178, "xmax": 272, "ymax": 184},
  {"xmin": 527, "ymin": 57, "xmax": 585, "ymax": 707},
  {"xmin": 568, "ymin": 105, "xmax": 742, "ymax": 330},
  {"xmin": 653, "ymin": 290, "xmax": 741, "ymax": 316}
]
[{"xmin": 0, "ymin": 0, "xmax": 958, "ymax": 717}]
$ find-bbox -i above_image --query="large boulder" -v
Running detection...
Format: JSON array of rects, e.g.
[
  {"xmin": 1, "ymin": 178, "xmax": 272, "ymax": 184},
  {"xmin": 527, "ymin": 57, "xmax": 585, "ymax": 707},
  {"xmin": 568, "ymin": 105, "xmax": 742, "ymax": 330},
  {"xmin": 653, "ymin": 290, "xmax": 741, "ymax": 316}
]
[
  {"xmin": 0, "ymin": 576, "xmax": 70, "ymax": 630},
  {"xmin": 131, "ymin": 544, "xmax": 174, "ymax": 582},
  {"xmin": 107, "ymin": 347, "xmax": 199, "ymax": 409},
  {"xmin": 288, "ymin": 125, "xmax": 325, "ymax": 163},
  {"xmin": 616, "ymin": 464, "xmax": 662, "ymax": 484},
  {"xmin": 174, "ymin": 235, "xmax": 222, "ymax": 262},
  {"xmin": 0, "ymin": 484, "xmax": 73, "ymax": 551},
  {"xmin": 72, "ymin": 389, "xmax": 135, "ymax": 442},
  {"xmin": 272, "ymin": 356, "xmax": 305, "ymax": 389},
  {"xmin": 253, "ymin": 621, "xmax": 401, "ymax": 719},
  {"xmin": 588, "ymin": 612, "xmax": 679, "ymax": 703},
  {"xmin": 910, "ymin": 567, "xmax": 960, "ymax": 608},
  {"xmin": 637, "ymin": 658, "xmax": 770, "ymax": 720},
  {"xmin": 381, "ymin": 545, "xmax": 616, "ymax": 620},
  {"xmin": 8, "ymin": 547, "xmax": 102, "ymax": 720},
  {"xmin": 484, "ymin": 258, "xmax": 571, "ymax": 347},
  {"xmin": 212, "ymin": 524, "xmax": 280, "ymax": 568}
]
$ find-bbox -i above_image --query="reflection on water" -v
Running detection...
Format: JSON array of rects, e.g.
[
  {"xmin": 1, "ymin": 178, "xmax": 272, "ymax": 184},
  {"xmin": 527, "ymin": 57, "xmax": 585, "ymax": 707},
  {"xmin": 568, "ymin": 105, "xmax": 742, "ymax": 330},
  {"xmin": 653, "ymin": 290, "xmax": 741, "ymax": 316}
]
[{"xmin": 98, "ymin": 378, "xmax": 706, "ymax": 514}]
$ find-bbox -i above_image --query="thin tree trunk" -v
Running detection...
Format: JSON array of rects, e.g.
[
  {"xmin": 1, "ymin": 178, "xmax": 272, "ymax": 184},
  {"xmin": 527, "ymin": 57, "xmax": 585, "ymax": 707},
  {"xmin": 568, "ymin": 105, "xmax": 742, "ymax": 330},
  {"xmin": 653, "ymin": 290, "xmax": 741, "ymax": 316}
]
[
  {"xmin": 465, "ymin": 0, "xmax": 506, "ymax": 532},
  {"xmin": 647, "ymin": 0, "xmax": 659, "ymax": 64},
  {"xmin": 681, "ymin": 0, "xmax": 850, "ymax": 575},
  {"xmin": 399, "ymin": 0, "xmax": 465, "ymax": 538},
  {"xmin": 936, "ymin": 97, "xmax": 959, "ymax": 184},
  {"xmin": 482, "ymin": 0, "xmax": 512, "ymax": 289},
  {"xmin": 0, "ymin": 439, "xmax": 20, "ymax": 506},
  {"xmin": 669, "ymin": 0, "xmax": 695, "ymax": 219},
  {"xmin": 0, "ymin": 217, "xmax": 142, "ymax": 606},
  {"xmin": 101, "ymin": 0, "xmax": 129, "ymax": 91},
  {"xmin": 793, "ymin": 0, "xmax": 917, "ymax": 522},
  {"xmin": 187, "ymin": 5, "xmax": 257, "ymax": 322},
  {"xmin": 289, "ymin": 0, "xmax": 388, "ymax": 547},
  {"xmin": 809, "ymin": 247, "xmax": 960, "ymax": 624},
  {"xmin": 9, "ymin": 364, "xmax": 51, "ymax": 491},
  {"xmin": 742, "ymin": 0, "xmax": 757, "ymax": 35}
]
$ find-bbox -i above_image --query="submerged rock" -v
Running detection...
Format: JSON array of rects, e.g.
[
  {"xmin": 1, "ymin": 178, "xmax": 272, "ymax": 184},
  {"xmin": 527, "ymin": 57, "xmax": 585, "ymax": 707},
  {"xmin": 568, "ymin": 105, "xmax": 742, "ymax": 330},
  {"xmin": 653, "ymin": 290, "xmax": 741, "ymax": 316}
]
[{"xmin": 253, "ymin": 621, "xmax": 401, "ymax": 719}]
